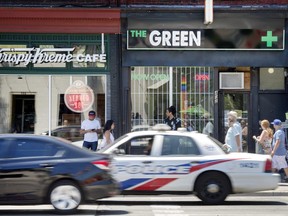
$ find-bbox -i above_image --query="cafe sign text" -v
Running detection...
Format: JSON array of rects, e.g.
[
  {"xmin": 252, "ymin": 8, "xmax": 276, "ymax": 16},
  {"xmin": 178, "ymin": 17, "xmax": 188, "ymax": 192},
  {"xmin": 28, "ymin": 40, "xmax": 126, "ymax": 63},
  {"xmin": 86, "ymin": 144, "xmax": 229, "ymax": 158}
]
[{"xmin": 0, "ymin": 47, "xmax": 106, "ymax": 66}]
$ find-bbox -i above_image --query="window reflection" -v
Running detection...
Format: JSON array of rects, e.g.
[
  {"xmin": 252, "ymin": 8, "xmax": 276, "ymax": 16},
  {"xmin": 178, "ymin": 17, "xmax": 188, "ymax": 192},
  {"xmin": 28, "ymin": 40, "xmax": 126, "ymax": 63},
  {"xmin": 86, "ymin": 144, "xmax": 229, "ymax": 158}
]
[
  {"xmin": 0, "ymin": 75, "xmax": 106, "ymax": 141},
  {"xmin": 131, "ymin": 66, "xmax": 214, "ymax": 134}
]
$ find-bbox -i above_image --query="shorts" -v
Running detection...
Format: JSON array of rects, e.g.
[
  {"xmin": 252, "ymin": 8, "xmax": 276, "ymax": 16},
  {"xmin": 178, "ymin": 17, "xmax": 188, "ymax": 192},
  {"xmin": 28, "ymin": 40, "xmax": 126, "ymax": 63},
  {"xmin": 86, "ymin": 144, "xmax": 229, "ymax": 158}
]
[
  {"xmin": 272, "ymin": 155, "xmax": 288, "ymax": 170},
  {"xmin": 83, "ymin": 141, "xmax": 98, "ymax": 151}
]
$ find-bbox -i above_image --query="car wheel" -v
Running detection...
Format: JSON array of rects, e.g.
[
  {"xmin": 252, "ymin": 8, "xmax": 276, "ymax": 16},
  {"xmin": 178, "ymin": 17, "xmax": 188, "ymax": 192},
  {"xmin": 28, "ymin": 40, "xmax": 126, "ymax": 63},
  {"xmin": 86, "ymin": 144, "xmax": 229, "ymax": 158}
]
[
  {"xmin": 49, "ymin": 180, "xmax": 82, "ymax": 214},
  {"xmin": 194, "ymin": 172, "xmax": 230, "ymax": 204}
]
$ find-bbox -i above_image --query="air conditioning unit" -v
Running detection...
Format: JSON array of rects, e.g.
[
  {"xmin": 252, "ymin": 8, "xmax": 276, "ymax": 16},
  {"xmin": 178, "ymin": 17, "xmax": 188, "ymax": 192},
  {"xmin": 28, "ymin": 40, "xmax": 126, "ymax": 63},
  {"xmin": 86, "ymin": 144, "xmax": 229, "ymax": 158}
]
[{"xmin": 219, "ymin": 72, "xmax": 244, "ymax": 89}]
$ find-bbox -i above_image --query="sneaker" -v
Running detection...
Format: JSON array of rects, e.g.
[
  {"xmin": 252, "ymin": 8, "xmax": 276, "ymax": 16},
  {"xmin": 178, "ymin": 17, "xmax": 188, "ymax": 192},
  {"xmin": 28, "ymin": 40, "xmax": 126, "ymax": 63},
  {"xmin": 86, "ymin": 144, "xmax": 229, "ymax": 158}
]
[{"xmin": 283, "ymin": 177, "xmax": 288, "ymax": 183}]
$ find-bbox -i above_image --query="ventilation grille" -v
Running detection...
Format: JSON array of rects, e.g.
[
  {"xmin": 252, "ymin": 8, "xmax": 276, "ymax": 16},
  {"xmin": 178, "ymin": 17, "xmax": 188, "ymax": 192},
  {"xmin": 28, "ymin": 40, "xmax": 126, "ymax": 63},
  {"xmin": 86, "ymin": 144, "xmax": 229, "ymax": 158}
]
[{"xmin": 219, "ymin": 72, "xmax": 244, "ymax": 89}]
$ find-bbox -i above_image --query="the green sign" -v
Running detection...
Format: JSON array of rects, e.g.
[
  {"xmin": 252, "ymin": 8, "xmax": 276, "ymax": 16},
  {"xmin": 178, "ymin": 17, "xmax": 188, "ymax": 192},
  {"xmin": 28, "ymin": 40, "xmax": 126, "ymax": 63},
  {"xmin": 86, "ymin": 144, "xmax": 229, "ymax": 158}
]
[{"xmin": 127, "ymin": 29, "xmax": 284, "ymax": 50}]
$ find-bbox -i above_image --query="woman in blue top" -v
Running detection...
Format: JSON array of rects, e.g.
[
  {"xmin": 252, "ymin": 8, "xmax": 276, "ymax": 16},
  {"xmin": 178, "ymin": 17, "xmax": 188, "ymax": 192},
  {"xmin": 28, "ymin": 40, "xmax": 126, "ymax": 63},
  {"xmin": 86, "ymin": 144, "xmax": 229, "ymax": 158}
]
[{"xmin": 271, "ymin": 119, "xmax": 288, "ymax": 182}]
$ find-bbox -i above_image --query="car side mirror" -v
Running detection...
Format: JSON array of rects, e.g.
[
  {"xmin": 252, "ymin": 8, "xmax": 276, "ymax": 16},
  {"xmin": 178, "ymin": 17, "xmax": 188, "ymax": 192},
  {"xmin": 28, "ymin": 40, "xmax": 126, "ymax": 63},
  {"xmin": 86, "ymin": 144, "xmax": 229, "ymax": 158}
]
[
  {"xmin": 112, "ymin": 148, "xmax": 125, "ymax": 155},
  {"xmin": 222, "ymin": 144, "xmax": 231, "ymax": 154}
]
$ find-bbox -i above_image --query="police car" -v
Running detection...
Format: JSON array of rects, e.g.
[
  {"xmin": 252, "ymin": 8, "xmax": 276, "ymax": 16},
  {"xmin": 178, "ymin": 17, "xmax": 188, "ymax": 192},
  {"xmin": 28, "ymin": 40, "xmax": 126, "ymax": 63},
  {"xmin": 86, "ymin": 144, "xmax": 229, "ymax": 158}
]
[{"xmin": 99, "ymin": 124, "xmax": 280, "ymax": 204}]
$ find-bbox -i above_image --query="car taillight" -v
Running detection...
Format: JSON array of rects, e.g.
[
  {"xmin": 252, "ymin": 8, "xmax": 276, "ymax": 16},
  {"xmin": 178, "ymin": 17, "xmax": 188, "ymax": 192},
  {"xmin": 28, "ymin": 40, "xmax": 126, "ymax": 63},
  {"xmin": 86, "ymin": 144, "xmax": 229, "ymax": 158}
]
[
  {"xmin": 264, "ymin": 158, "xmax": 272, "ymax": 173},
  {"xmin": 92, "ymin": 160, "xmax": 110, "ymax": 171}
]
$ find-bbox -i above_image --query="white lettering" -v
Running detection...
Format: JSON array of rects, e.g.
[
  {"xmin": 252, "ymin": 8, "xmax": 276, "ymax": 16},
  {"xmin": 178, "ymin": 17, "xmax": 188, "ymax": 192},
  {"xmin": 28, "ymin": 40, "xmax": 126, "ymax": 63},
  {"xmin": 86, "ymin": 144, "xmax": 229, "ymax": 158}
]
[
  {"xmin": 162, "ymin": 31, "xmax": 171, "ymax": 46},
  {"xmin": 150, "ymin": 30, "xmax": 161, "ymax": 46},
  {"xmin": 115, "ymin": 164, "xmax": 190, "ymax": 174},
  {"xmin": 180, "ymin": 31, "xmax": 189, "ymax": 46},
  {"xmin": 0, "ymin": 47, "xmax": 106, "ymax": 65},
  {"xmin": 189, "ymin": 31, "xmax": 201, "ymax": 46},
  {"xmin": 172, "ymin": 31, "xmax": 180, "ymax": 46},
  {"xmin": 149, "ymin": 30, "xmax": 201, "ymax": 47}
]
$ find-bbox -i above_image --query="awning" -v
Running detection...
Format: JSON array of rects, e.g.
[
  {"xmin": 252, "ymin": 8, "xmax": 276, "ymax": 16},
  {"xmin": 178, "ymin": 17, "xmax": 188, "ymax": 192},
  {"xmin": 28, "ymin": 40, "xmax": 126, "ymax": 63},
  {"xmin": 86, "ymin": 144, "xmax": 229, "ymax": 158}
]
[{"xmin": 0, "ymin": 7, "xmax": 120, "ymax": 34}]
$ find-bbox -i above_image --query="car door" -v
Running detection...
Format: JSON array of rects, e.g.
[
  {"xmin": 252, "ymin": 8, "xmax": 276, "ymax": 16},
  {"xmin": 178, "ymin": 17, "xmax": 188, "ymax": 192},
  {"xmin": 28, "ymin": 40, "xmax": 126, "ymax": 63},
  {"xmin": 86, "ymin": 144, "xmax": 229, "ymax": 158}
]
[
  {"xmin": 0, "ymin": 138, "xmax": 12, "ymax": 200},
  {"xmin": 111, "ymin": 134, "xmax": 201, "ymax": 192},
  {"xmin": 0, "ymin": 137, "xmax": 60, "ymax": 204},
  {"xmin": 110, "ymin": 135, "xmax": 159, "ymax": 191},
  {"xmin": 145, "ymin": 134, "xmax": 202, "ymax": 192}
]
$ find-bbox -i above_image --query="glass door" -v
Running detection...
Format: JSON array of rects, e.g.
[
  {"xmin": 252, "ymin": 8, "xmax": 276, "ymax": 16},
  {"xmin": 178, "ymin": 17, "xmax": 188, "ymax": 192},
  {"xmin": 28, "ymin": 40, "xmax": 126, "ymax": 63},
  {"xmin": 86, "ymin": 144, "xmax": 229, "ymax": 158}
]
[
  {"xmin": 12, "ymin": 95, "xmax": 35, "ymax": 133},
  {"xmin": 219, "ymin": 92, "xmax": 249, "ymax": 152}
]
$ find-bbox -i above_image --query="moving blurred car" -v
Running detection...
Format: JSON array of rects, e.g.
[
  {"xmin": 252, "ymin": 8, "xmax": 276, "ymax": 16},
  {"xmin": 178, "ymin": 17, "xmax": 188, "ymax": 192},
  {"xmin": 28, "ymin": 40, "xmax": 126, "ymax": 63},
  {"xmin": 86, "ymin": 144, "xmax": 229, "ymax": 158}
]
[
  {"xmin": 0, "ymin": 134, "xmax": 119, "ymax": 214},
  {"xmin": 41, "ymin": 125, "xmax": 82, "ymax": 142},
  {"xmin": 99, "ymin": 124, "xmax": 280, "ymax": 204}
]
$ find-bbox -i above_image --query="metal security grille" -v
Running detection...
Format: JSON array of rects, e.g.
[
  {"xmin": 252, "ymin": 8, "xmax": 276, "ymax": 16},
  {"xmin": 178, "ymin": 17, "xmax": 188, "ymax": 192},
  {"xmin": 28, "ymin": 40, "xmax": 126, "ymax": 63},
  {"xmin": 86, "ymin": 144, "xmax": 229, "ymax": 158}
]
[{"xmin": 131, "ymin": 66, "xmax": 214, "ymax": 133}]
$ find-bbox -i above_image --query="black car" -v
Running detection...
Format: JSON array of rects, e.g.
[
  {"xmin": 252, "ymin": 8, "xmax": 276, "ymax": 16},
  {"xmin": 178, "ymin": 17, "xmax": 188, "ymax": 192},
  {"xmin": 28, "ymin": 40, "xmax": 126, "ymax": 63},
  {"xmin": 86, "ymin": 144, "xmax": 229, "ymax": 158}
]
[
  {"xmin": 0, "ymin": 134, "xmax": 119, "ymax": 214},
  {"xmin": 41, "ymin": 125, "xmax": 83, "ymax": 142}
]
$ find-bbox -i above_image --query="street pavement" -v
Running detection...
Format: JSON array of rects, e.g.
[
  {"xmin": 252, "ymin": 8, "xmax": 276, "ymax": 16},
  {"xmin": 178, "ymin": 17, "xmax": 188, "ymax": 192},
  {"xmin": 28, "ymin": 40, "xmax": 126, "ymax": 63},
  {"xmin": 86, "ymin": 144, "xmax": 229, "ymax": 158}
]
[
  {"xmin": 0, "ymin": 184, "xmax": 287, "ymax": 216},
  {"xmin": 98, "ymin": 183, "xmax": 288, "ymax": 202}
]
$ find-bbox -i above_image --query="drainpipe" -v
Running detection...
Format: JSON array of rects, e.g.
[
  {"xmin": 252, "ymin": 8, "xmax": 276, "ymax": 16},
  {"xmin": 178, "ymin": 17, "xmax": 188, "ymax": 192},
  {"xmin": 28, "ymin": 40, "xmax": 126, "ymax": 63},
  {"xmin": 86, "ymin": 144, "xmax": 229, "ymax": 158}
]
[{"xmin": 204, "ymin": 0, "xmax": 213, "ymax": 25}]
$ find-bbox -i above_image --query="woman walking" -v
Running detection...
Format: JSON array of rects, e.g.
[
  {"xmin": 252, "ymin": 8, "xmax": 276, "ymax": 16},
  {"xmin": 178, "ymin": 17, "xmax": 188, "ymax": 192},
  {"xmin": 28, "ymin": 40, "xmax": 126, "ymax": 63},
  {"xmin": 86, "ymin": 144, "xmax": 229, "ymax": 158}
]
[
  {"xmin": 253, "ymin": 119, "xmax": 273, "ymax": 154},
  {"xmin": 98, "ymin": 120, "xmax": 115, "ymax": 150}
]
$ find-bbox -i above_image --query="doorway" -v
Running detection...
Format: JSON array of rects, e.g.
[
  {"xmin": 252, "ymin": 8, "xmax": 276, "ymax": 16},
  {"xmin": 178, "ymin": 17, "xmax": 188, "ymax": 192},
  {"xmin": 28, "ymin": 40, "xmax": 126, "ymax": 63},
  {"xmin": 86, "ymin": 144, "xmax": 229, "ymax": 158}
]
[
  {"xmin": 11, "ymin": 95, "xmax": 35, "ymax": 133},
  {"xmin": 218, "ymin": 92, "xmax": 249, "ymax": 152}
]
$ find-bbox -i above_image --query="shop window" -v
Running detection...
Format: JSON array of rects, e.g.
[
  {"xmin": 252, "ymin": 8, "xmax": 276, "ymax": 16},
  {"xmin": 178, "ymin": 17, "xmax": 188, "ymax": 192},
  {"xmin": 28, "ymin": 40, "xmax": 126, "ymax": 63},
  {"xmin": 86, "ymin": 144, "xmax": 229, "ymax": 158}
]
[
  {"xmin": 131, "ymin": 66, "xmax": 214, "ymax": 134},
  {"xmin": 0, "ymin": 74, "xmax": 106, "ymax": 136},
  {"xmin": 259, "ymin": 68, "xmax": 285, "ymax": 90}
]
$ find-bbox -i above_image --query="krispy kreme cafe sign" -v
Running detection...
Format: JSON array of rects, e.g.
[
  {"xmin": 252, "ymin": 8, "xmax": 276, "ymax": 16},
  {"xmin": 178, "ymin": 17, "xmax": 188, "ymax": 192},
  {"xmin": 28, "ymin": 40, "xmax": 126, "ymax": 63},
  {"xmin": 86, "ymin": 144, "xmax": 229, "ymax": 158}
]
[
  {"xmin": 64, "ymin": 80, "xmax": 94, "ymax": 113},
  {"xmin": 0, "ymin": 47, "xmax": 106, "ymax": 65}
]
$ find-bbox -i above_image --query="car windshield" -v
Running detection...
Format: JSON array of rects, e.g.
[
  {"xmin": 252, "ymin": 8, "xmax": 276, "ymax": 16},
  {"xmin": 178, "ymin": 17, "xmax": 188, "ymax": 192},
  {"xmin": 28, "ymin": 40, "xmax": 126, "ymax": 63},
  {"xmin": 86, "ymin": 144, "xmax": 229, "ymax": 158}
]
[
  {"xmin": 207, "ymin": 136, "xmax": 227, "ymax": 154},
  {"xmin": 97, "ymin": 134, "xmax": 129, "ymax": 153}
]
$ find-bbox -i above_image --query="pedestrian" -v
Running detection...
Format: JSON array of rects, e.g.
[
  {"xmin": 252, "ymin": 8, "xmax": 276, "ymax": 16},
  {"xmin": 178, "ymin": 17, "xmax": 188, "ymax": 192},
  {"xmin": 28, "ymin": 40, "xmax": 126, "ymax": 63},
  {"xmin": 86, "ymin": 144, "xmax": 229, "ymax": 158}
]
[
  {"xmin": 270, "ymin": 119, "xmax": 288, "ymax": 182},
  {"xmin": 225, "ymin": 111, "xmax": 242, "ymax": 152},
  {"xmin": 80, "ymin": 110, "xmax": 102, "ymax": 151},
  {"xmin": 164, "ymin": 105, "xmax": 181, "ymax": 130},
  {"xmin": 98, "ymin": 119, "xmax": 115, "ymax": 150},
  {"xmin": 202, "ymin": 114, "xmax": 213, "ymax": 136},
  {"xmin": 241, "ymin": 120, "xmax": 248, "ymax": 152},
  {"xmin": 252, "ymin": 119, "xmax": 273, "ymax": 154},
  {"xmin": 144, "ymin": 138, "xmax": 153, "ymax": 155},
  {"xmin": 185, "ymin": 120, "xmax": 195, "ymax": 132}
]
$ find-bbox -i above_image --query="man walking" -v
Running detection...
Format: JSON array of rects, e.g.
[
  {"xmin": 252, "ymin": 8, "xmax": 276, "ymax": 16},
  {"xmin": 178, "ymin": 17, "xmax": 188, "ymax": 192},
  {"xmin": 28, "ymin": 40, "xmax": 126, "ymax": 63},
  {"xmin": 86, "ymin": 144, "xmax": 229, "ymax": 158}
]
[
  {"xmin": 271, "ymin": 119, "xmax": 288, "ymax": 182},
  {"xmin": 225, "ymin": 111, "xmax": 242, "ymax": 152},
  {"xmin": 164, "ymin": 105, "xmax": 181, "ymax": 130},
  {"xmin": 80, "ymin": 110, "xmax": 101, "ymax": 151}
]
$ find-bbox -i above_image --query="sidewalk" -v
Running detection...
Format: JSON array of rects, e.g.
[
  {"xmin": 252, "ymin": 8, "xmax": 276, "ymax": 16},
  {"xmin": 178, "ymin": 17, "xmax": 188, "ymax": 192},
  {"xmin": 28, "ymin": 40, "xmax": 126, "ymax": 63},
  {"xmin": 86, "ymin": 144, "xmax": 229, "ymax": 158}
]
[{"xmin": 233, "ymin": 183, "xmax": 288, "ymax": 197}]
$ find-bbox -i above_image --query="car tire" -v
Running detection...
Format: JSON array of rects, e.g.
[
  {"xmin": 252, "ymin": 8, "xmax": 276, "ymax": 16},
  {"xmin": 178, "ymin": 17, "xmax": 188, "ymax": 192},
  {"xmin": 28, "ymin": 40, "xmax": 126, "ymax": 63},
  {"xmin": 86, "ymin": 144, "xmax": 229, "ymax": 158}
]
[
  {"xmin": 49, "ymin": 180, "xmax": 82, "ymax": 214},
  {"xmin": 194, "ymin": 172, "xmax": 230, "ymax": 205}
]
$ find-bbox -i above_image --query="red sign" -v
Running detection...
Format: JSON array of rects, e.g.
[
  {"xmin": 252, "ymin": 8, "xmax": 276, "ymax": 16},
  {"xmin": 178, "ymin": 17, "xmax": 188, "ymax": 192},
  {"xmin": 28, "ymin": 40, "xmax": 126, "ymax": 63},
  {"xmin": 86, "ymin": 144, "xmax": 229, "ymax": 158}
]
[
  {"xmin": 64, "ymin": 80, "xmax": 94, "ymax": 113},
  {"xmin": 195, "ymin": 74, "xmax": 210, "ymax": 81}
]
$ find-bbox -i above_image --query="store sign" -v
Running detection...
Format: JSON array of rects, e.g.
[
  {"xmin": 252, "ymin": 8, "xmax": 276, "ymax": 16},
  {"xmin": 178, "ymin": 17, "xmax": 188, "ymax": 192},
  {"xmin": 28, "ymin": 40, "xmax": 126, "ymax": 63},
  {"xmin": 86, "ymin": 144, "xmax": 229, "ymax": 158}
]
[
  {"xmin": 0, "ymin": 47, "xmax": 106, "ymax": 66},
  {"xmin": 64, "ymin": 80, "xmax": 94, "ymax": 113},
  {"xmin": 127, "ymin": 29, "xmax": 284, "ymax": 50},
  {"xmin": 131, "ymin": 73, "xmax": 169, "ymax": 81}
]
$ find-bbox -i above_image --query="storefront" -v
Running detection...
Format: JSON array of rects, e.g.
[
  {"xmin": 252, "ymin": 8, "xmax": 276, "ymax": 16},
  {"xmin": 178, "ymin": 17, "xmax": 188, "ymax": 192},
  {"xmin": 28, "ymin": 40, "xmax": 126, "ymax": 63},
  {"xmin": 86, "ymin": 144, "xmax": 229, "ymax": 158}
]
[
  {"xmin": 121, "ymin": 10, "xmax": 288, "ymax": 153},
  {"xmin": 0, "ymin": 7, "xmax": 121, "ymax": 138}
]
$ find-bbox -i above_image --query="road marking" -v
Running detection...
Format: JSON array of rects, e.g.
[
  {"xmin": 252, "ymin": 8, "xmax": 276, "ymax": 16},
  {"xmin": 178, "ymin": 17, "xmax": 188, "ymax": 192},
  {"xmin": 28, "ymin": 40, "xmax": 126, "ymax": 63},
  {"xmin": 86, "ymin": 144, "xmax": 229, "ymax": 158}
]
[{"xmin": 151, "ymin": 205, "xmax": 189, "ymax": 216}]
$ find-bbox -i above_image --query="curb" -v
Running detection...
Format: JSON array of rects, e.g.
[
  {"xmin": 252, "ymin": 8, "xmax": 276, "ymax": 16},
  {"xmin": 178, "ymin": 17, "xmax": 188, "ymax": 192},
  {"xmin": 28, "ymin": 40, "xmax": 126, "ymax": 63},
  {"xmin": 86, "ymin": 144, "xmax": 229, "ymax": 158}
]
[{"xmin": 233, "ymin": 183, "xmax": 288, "ymax": 197}]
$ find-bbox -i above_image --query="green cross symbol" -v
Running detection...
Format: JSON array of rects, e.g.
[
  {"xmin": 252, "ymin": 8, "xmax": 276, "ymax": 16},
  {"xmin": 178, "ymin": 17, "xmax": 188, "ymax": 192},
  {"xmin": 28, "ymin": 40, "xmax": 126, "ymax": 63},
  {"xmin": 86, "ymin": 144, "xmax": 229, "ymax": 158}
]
[{"xmin": 261, "ymin": 31, "xmax": 278, "ymax": 47}]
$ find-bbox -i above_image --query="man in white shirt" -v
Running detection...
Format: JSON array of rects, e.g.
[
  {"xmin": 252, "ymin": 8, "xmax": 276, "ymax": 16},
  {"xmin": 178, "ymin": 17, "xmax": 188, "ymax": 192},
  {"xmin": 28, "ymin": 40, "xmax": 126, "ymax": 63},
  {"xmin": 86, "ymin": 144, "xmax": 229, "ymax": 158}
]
[
  {"xmin": 225, "ymin": 111, "xmax": 242, "ymax": 152},
  {"xmin": 80, "ymin": 110, "xmax": 101, "ymax": 151}
]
